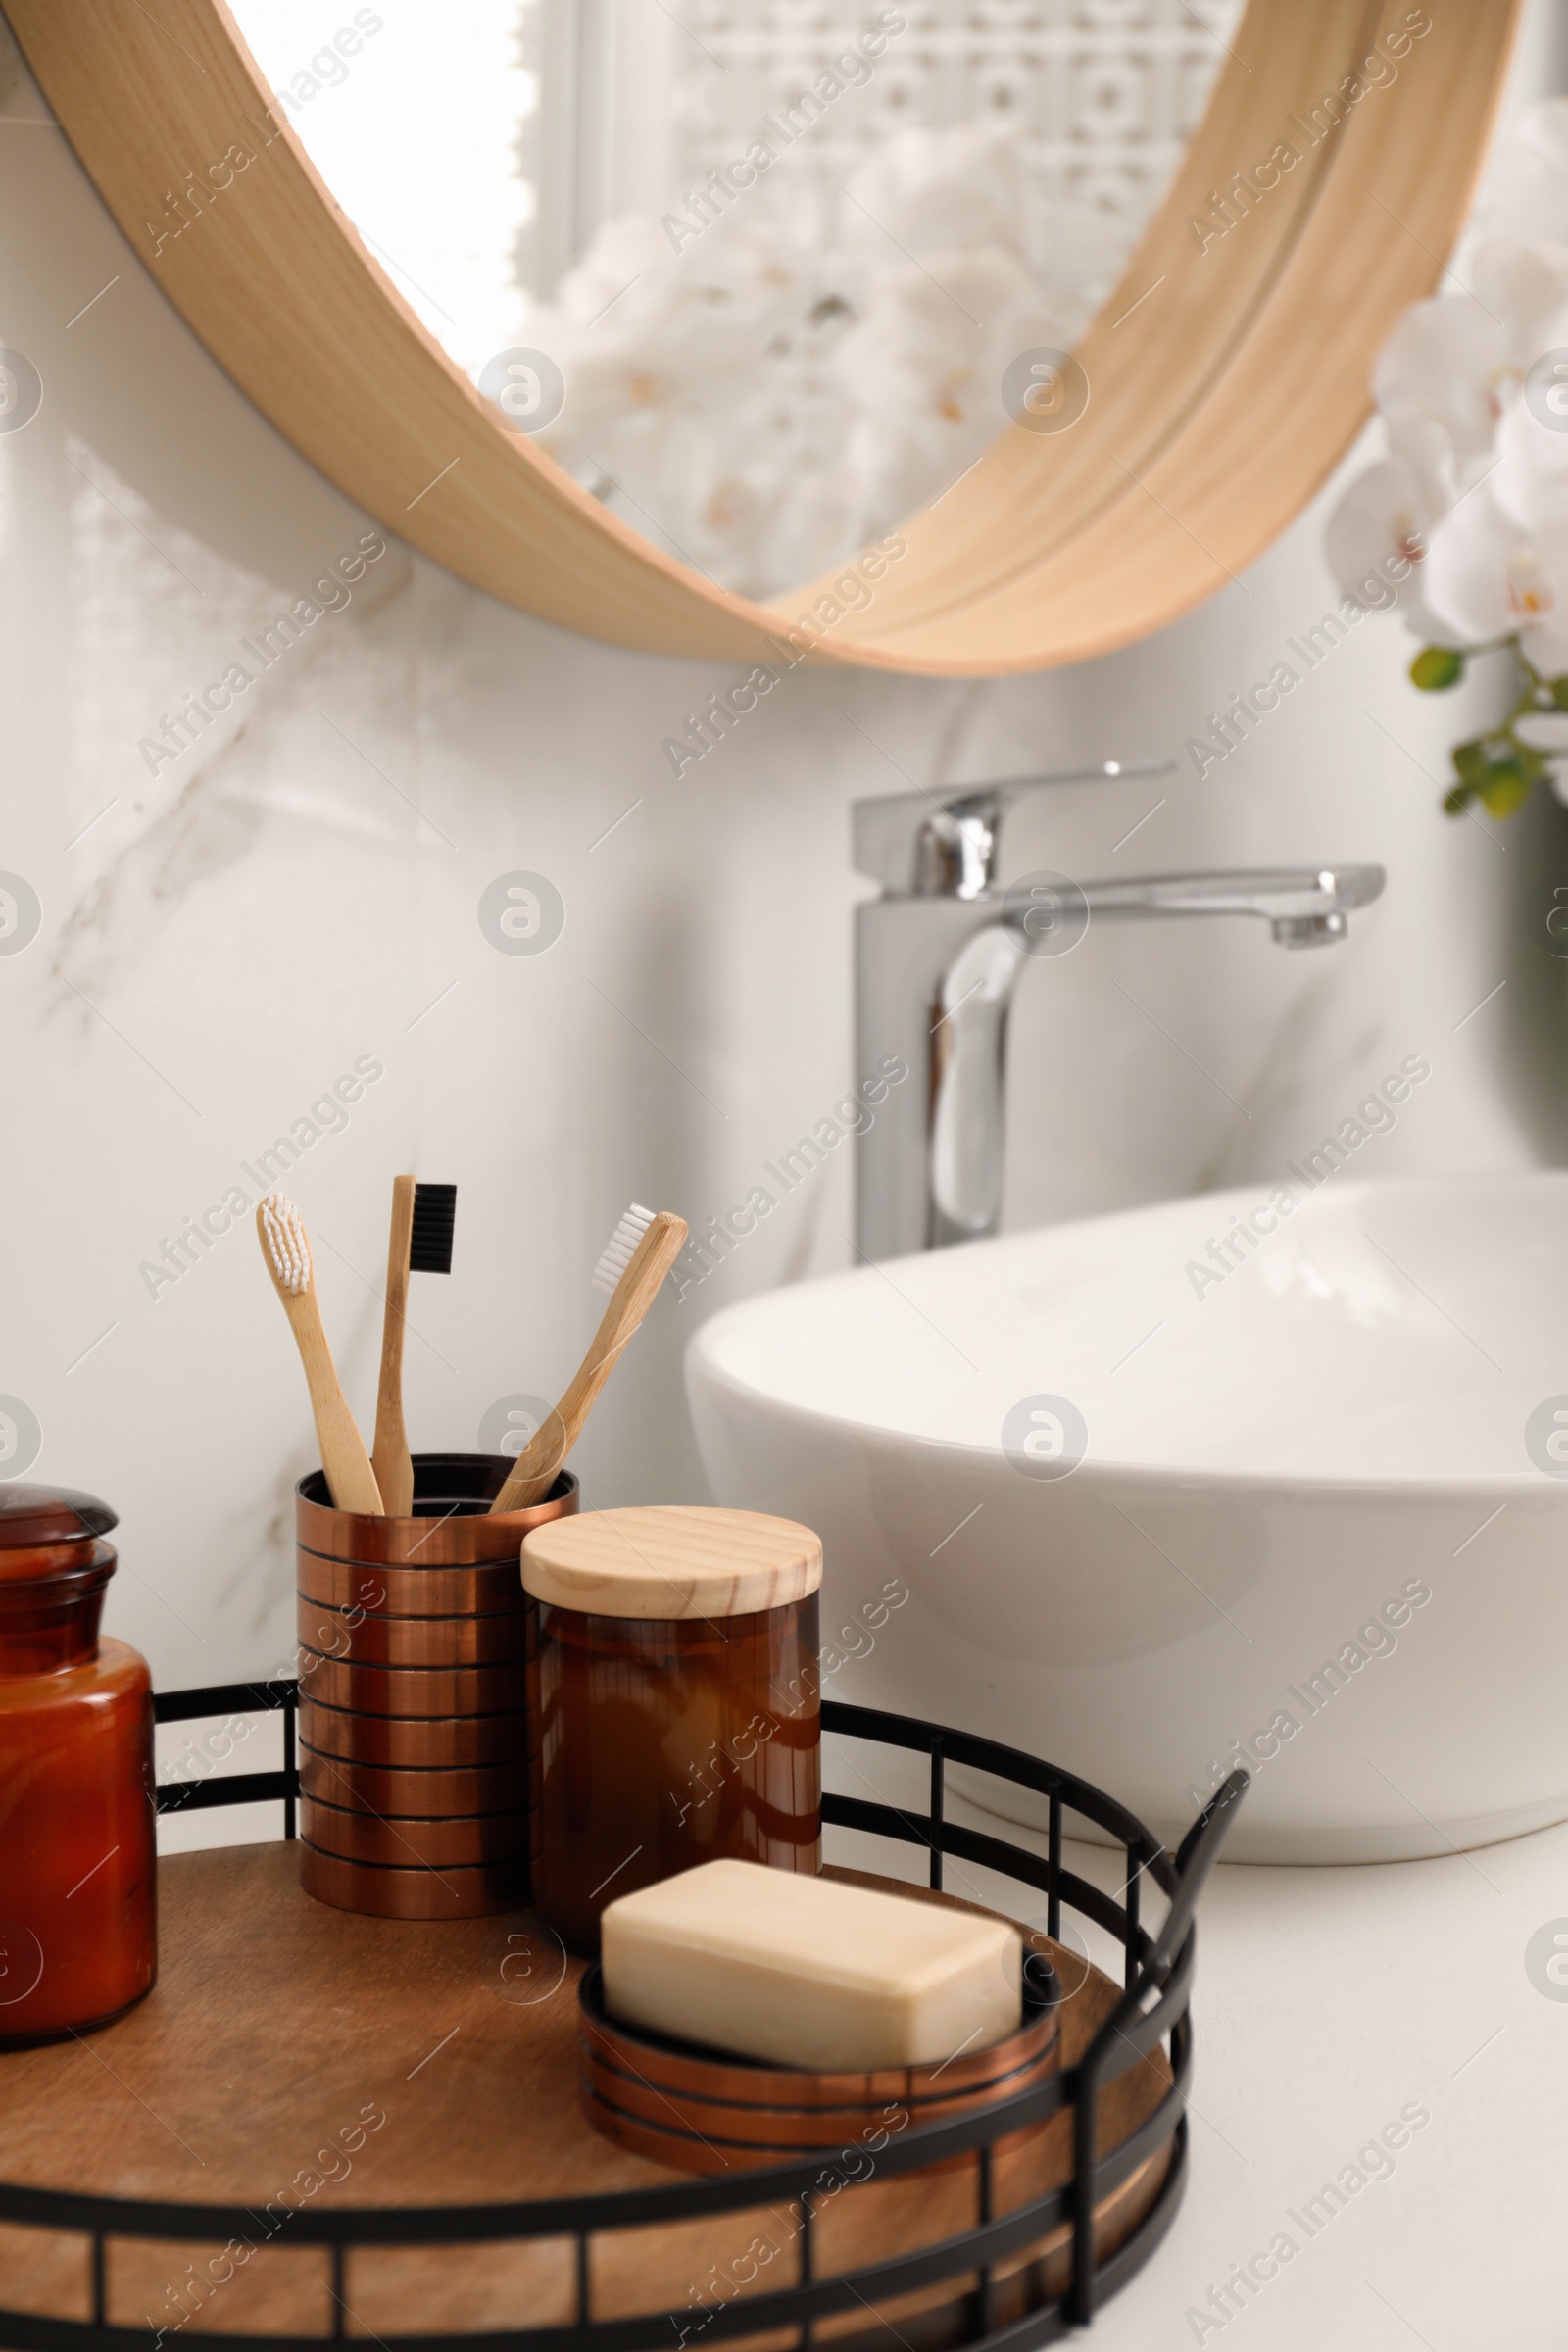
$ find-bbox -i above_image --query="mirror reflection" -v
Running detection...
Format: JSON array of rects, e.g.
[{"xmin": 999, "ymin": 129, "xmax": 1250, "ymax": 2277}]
[{"xmin": 231, "ymin": 2, "xmax": 1242, "ymax": 593}]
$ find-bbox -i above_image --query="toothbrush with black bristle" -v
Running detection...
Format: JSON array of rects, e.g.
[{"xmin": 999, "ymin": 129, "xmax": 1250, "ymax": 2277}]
[{"xmin": 371, "ymin": 1176, "xmax": 457, "ymax": 1518}]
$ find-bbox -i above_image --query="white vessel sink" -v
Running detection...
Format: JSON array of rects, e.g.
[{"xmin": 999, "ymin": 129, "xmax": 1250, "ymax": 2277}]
[{"xmin": 686, "ymin": 1172, "xmax": 1568, "ymax": 1863}]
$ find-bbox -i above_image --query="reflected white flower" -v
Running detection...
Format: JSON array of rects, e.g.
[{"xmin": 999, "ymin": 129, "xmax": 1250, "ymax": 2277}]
[
  {"xmin": 510, "ymin": 126, "xmax": 1062, "ymax": 598},
  {"xmin": 841, "ymin": 125, "xmax": 1027, "ymax": 259},
  {"xmin": 838, "ymin": 245, "xmax": 1054, "ymax": 541}
]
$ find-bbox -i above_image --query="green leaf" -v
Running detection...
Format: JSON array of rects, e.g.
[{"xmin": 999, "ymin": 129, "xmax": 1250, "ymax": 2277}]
[
  {"xmin": 1443, "ymin": 781, "xmax": 1474, "ymax": 815},
  {"xmin": 1452, "ymin": 739, "xmax": 1491, "ymax": 790},
  {"xmin": 1480, "ymin": 757, "xmax": 1533, "ymax": 817},
  {"xmin": 1552, "ymin": 676, "xmax": 1568, "ymax": 710},
  {"xmin": 1410, "ymin": 646, "xmax": 1464, "ymax": 691}
]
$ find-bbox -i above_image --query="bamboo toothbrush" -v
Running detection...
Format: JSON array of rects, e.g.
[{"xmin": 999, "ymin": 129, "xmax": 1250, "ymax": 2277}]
[
  {"xmin": 488, "ymin": 1203, "xmax": 688, "ymax": 1513},
  {"xmin": 371, "ymin": 1177, "xmax": 457, "ymax": 1518},
  {"xmin": 256, "ymin": 1193, "xmax": 384, "ymax": 1516}
]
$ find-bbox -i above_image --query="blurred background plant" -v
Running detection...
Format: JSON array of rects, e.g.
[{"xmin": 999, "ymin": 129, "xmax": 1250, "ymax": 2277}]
[{"xmin": 1329, "ymin": 97, "xmax": 1568, "ymax": 820}]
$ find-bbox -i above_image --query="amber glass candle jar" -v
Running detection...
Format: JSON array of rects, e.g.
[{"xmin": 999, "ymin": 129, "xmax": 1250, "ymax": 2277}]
[
  {"xmin": 0, "ymin": 1485, "xmax": 156, "ymax": 2044},
  {"xmin": 521, "ymin": 1506, "xmax": 821, "ymax": 1953}
]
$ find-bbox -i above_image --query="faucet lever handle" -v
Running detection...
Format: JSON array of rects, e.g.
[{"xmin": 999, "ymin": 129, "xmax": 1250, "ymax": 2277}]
[{"xmin": 852, "ymin": 760, "xmax": 1174, "ymax": 898}]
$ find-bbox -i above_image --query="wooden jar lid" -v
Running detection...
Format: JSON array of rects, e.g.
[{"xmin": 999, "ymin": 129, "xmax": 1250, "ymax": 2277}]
[{"xmin": 520, "ymin": 1505, "xmax": 821, "ymax": 1620}]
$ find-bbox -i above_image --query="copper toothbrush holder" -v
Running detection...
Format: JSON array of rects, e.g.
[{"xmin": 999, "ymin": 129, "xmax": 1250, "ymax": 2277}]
[{"xmin": 294, "ymin": 1452, "xmax": 577, "ymax": 1920}]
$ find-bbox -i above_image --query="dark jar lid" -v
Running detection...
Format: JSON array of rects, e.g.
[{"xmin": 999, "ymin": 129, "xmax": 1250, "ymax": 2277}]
[
  {"xmin": 0, "ymin": 1486, "xmax": 118, "ymax": 1663},
  {"xmin": 0, "ymin": 1483, "xmax": 117, "ymax": 1549}
]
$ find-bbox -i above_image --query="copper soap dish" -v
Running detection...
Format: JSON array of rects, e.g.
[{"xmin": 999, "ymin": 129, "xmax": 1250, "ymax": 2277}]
[{"xmin": 578, "ymin": 1945, "xmax": 1062, "ymax": 2173}]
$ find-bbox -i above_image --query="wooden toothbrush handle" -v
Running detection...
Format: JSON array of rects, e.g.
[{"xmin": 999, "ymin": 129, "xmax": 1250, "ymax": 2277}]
[
  {"xmin": 291, "ymin": 1287, "xmax": 384, "ymax": 1516},
  {"xmin": 371, "ymin": 1174, "xmax": 416, "ymax": 1518},
  {"xmin": 490, "ymin": 1212, "xmax": 687, "ymax": 1513}
]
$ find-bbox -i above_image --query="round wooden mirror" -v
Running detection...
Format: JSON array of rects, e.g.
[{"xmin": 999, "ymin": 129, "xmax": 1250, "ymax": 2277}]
[
  {"xmin": 220, "ymin": 0, "xmax": 1252, "ymax": 608},
  {"xmin": 7, "ymin": 0, "xmax": 1520, "ymax": 673}
]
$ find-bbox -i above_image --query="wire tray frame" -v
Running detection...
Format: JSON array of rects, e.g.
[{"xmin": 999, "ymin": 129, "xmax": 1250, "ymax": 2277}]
[{"xmin": 0, "ymin": 1679, "xmax": 1248, "ymax": 2352}]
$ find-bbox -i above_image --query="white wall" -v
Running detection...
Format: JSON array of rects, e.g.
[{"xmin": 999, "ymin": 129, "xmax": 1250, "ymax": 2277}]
[{"xmin": 2, "ymin": 6, "xmax": 1565, "ymax": 1693}]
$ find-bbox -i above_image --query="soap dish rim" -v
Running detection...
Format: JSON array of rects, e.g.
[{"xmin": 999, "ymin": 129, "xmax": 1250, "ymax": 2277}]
[{"xmin": 579, "ymin": 1951, "xmax": 1057, "ymax": 2095}]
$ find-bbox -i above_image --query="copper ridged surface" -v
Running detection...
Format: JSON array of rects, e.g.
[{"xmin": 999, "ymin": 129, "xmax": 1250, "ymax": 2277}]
[
  {"xmin": 298, "ymin": 1650, "xmax": 525, "ymax": 1719},
  {"xmin": 295, "ymin": 1461, "xmax": 577, "ymax": 1566},
  {"xmin": 298, "ymin": 1745, "xmax": 526, "ymax": 1818},
  {"xmin": 301, "ymin": 1795, "xmax": 528, "ymax": 1869},
  {"xmin": 298, "ymin": 1698, "xmax": 523, "ymax": 1770},
  {"xmin": 298, "ymin": 1839, "xmax": 524, "ymax": 1920},
  {"xmin": 294, "ymin": 1458, "xmax": 577, "ymax": 1916},
  {"xmin": 296, "ymin": 1554, "xmax": 525, "ymax": 1618},
  {"xmin": 579, "ymin": 1976, "xmax": 1059, "ymax": 2172},
  {"xmin": 295, "ymin": 1595, "xmax": 525, "ymax": 1668}
]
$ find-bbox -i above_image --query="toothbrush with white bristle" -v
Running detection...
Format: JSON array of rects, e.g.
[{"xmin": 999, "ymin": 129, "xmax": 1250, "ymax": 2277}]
[
  {"xmin": 489, "ymin": 1202, "xmax": 687, "ymax": 1513},
  {"xmin": 592, "ymin": 1201, "xmax": 655, "ymax": 1294},
  {"xmin": 256, "ymin": 1193, "xmax": 384, "ymax": 1517}
]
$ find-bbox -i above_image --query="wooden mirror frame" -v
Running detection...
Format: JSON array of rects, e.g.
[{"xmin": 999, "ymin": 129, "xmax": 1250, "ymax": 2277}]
[{"xmin": 9, "ymin": 0, "xmax": 1520, "ymax": 675}]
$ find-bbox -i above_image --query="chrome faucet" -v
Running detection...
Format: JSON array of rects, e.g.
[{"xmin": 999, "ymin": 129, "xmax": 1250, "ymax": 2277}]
[{"xmin": 852, "ymin": 766, "xmax": 1387, "ymax": 1259}]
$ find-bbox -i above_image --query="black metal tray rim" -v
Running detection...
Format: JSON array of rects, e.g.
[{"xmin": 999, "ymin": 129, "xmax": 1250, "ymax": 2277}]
[{"xmin": 0, "ymin": 1681, "xmax": 1246, "ymax": 2342}]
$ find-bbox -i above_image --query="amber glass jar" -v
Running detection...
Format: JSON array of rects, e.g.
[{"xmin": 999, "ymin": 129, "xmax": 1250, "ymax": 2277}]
[
  {"xmin": 522, "ymin": 1506, "xmax": 821, "ymax": 1953},
  {"xmin": 0, "ymin": 1484, "xmax": 156, "ymax": 2043}
]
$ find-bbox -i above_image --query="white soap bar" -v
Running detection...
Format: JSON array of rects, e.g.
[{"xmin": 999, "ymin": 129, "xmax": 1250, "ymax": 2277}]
[{"xmin": 600, "ymin": 1859, "xmax": 1022, "ymax": 2073}]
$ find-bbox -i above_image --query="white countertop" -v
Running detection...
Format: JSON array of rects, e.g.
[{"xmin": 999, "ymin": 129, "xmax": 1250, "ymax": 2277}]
[
  {"xmin": 820, "ymin": 1729, "xmax": 1568, "ymax": 2351},
  {"xmin": 1076, "ymin": 1814, "xmax": 1568, "ymax": 2349}
]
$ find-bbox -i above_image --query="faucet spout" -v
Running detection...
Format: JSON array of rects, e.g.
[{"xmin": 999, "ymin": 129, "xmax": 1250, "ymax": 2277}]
[
  {"xmin": 852, "ymin": 800, "xmax": 1386, "ymax": 1261},
  {"xmin": 1061, "ymin": 865, "xmax": 1385, "ymax": 941}
]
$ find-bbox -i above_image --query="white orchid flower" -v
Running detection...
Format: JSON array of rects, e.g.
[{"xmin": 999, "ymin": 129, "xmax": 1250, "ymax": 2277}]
[
  {"xmin": 1421, "ymin": 480, "xmax": 1555, "ymax": 644},
  {"xmin": 1372, "ymin": 295, "xmax": 1514, "ymax": 465},
  {"xmin": 1324, "ymin": 457, "xmax": 1454, "ymax": 639},
  {"xmin": 1491, "ymin": 340, "xmax": 1568, "ymax": 527},
  {"xmin": 1470, "ymin": 239, "xmax": 1568, "ymax": 366},
  {"xmin": 1320, "ymin": 98, "xmax": 1568, "ymax": 816},
  {"xmin": 1513, "ymin": 710, "xmax": 1568, "ymax": 750},
  {"xmin": 1471, "ymin": 95, "xmax": 1568, "ymax": 256}
]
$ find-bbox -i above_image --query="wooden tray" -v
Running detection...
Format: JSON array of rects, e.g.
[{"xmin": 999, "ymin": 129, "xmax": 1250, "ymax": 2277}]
[{"xmin": 0, "ymin": 1847, "xmax": 1176, "ymax": 2344}]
